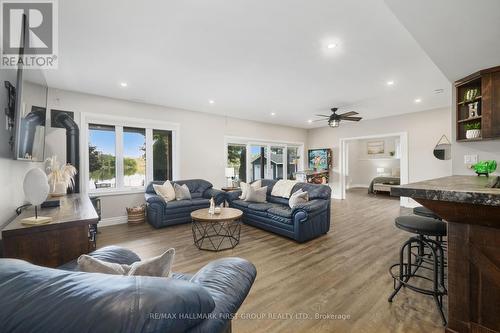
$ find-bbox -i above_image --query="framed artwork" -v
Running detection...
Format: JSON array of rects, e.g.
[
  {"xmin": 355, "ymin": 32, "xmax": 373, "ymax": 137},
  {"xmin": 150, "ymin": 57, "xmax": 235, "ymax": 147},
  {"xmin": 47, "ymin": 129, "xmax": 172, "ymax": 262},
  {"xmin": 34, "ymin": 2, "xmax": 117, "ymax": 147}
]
[
  {"xmin": 367, "ymin": 140, "xmax": 385, "ymax": 155},
  {"xmin": 308, "ymin": 148, "xmax": 332, "ymax": 171}
]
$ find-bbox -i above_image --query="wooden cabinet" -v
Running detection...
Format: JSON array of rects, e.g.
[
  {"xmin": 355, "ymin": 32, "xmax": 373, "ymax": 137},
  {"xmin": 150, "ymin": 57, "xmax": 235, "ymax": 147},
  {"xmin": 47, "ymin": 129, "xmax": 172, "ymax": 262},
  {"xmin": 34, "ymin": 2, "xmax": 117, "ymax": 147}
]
[
  {"xmin": 2, "ymin": 194, "xmax": 99, "ymax": 268},
  {"xmin": 455, "ymin": 66, "xmax": 500, "ymax": 142}
]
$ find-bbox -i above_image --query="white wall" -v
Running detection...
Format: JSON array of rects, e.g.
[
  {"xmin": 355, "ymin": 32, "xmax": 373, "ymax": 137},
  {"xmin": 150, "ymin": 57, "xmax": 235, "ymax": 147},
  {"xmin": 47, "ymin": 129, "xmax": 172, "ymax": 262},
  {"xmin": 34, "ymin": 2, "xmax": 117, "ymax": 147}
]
[
  {"xmin": 46, "ymin": 88, "xmax": 307, "ymax": 221},
  {"xmin": 0, "ymin": 69, "xmax": 45, "ymax": 229},
  {"xmin": 347, "ymin": 136, "xmax": 400, "ymax": 188},
  {"xmin": 307, "ymin": 107, "xmax": 453, "ymax": 199}
]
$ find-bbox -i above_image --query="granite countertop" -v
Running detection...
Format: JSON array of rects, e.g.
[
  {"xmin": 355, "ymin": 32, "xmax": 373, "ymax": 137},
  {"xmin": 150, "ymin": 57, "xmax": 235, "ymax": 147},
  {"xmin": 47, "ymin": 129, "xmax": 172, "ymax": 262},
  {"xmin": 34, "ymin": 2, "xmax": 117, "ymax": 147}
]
[{"xmin": 391, "ymin": 175, "xmax": 500, "ymax": 206}]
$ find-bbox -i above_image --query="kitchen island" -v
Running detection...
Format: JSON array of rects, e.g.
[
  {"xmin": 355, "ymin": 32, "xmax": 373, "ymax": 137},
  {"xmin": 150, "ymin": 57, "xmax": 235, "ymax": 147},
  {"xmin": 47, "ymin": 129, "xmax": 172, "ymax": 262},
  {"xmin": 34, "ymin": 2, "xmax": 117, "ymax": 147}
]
[{"xmin": 392, "ymin": 176, "xmax": 500, "ymax": 333}]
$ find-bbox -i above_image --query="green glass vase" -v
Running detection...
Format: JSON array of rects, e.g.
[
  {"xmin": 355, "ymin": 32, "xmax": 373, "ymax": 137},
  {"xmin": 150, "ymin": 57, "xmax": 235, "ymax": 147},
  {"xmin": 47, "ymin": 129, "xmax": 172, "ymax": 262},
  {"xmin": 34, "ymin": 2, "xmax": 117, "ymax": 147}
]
[{"xmin": 473, "ymin": 160, "xmax": 497, "ymax": 176}]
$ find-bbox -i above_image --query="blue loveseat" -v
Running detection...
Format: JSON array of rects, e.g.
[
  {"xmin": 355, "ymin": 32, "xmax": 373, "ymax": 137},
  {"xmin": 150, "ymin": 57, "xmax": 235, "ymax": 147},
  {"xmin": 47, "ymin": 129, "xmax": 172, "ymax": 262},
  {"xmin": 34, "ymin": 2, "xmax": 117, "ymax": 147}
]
[
  {"xmin": 0, "ymin": 246, "xmax": 256, "ymax": 333},
  {"xmin": 145, "ymin": 179, "xmax": 225, "ymax": 228},
  {"xmin": 226, "ymin": 179, "xmax": 332, "ymax": 243}
]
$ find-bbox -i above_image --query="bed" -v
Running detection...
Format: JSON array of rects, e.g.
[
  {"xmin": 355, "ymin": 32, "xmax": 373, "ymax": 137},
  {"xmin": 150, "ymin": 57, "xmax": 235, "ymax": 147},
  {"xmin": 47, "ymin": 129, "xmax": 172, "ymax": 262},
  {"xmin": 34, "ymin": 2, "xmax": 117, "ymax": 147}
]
[{"xmin": 368, "ymin": 176, "xmax": 400, "ymax": 194}]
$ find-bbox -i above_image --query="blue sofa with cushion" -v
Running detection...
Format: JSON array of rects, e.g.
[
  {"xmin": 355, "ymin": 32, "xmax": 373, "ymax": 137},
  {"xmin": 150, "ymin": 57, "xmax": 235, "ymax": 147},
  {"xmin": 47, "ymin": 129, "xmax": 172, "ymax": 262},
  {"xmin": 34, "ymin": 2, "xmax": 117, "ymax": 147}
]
[
  {"xmin": 0, "ymin": 246, "xmax": 256, "ymax": 333},
  {"xmin": 145, "ymin": 179, "xmax": 225, "ymax": 228},
  {"xmin": 226, "ymin": 179, "xmax": 331, "ymax": 243}
]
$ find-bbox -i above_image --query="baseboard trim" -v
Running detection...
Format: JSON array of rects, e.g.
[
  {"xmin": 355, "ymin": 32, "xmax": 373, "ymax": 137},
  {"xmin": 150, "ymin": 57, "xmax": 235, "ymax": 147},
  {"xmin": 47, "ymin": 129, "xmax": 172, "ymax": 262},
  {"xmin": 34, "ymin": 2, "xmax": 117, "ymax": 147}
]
[{"xmin": 99, "ymin": 215, "xmax": 128, "ymax": 227}]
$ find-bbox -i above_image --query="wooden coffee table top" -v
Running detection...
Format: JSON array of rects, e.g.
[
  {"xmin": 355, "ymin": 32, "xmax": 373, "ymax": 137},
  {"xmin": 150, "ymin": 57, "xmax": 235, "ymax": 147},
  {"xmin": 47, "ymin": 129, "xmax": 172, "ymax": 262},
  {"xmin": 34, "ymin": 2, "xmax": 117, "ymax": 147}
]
[{"xmin": 191, "ymin": 207, "xmax": 243, "ymax": 222}]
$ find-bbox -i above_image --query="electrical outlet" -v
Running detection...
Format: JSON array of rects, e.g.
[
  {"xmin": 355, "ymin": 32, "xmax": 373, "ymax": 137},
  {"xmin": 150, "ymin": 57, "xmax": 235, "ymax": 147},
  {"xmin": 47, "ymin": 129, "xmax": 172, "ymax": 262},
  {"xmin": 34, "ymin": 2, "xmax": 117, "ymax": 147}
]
[{"xmin": 464, "ymin": 154, "xmax": 479, "ymax": 165}]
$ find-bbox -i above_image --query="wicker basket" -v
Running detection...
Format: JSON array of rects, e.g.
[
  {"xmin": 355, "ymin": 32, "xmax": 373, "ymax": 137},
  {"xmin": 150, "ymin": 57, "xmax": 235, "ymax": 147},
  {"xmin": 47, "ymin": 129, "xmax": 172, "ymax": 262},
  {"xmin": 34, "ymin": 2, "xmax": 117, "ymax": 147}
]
[{"xmin": 127, "ymin": 205, "xmax": 146, "ymax": 224}]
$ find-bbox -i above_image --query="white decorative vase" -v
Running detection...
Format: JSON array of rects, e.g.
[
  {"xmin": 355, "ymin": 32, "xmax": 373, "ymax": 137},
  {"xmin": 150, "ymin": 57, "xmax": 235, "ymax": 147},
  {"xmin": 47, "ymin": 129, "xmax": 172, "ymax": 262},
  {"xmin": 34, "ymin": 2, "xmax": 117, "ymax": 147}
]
[{"xmin": 465, "ymin": 129, "xmax": 481, "ymax": 139}]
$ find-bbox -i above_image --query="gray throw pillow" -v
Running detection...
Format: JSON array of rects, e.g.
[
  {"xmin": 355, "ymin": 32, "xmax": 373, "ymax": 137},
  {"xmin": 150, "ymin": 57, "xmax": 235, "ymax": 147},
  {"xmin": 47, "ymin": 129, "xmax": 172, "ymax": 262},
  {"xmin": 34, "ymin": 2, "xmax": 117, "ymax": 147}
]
[
  {"xmin": 289, "ymin": 189, "xmax": 309, "ymax": 208},
  {"xmin": 244, "ymin": 185, "xmax": 267, "ymax": 203},
  {"xmin": 77, "ymin": 248, "xmax": 175, "ymax": 278},
  {"xmin": 174, "ymin": 183, "xmax": 191, "ymax": 200}
]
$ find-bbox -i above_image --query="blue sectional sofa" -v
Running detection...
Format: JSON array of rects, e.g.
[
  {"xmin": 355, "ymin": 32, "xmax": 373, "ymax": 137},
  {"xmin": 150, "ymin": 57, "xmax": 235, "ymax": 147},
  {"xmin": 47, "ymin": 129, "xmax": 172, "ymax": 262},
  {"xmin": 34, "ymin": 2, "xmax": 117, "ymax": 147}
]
[
  {"xmin": 145, "ymin": 179, "xmax": 225, "ymax": 228},
  {"xmin": 226, "ymin": 179, "xmax": 332, "ymax": 243},
  {"xmin": 0, "ymin": 246, "xmax": 256, "ymax": 333}
]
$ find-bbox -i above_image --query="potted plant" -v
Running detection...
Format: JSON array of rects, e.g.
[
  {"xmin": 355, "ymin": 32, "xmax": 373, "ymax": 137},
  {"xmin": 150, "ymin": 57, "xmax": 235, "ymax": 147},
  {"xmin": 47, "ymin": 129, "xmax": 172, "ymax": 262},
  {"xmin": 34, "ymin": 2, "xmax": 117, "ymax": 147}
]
[
  {"xmin": 45, "ymin": 156, "xmax": 77, "ymax": 196},
  {"xmin": 465, "ymin": 122, "xmax": 481, "ymax": 139}
]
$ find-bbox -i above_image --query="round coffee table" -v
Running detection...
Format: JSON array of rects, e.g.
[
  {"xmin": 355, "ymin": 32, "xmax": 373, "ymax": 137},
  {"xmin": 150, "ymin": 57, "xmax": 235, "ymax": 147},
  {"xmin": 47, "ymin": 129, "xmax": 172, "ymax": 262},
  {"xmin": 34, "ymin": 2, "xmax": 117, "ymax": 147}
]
[{"xmin": 191, "ymin": 207, "xmax": 243, "ymax": 251}]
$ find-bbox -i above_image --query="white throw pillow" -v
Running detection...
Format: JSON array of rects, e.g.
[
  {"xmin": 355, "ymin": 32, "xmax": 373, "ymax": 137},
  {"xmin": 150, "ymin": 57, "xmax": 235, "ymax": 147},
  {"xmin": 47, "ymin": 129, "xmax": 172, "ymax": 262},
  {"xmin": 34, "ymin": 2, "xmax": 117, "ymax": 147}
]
[
  {"xmin": 239, "ymin": 180, "xmax": 262, "ymax": 200},
  {"xmin": 271, "ymin": 179, "xmax": 298, "ymax": 198},
  {"xmin": 77, "ymin": 248, "xmax": 175, "ymax": 278},
  {"xmin": 244, "ymin": 185, "xmax": 267, "ymax": 203},
  {"xmin": 289, "ymin": 189, "xmax": 309, "ymax": 208},
  {"xmin": 174, "ymin": 183, "xmax": 192, "ymax": 200},
  {"xmin": 153, "ymin": 181, "xmax": 176, "ymax": 202}
]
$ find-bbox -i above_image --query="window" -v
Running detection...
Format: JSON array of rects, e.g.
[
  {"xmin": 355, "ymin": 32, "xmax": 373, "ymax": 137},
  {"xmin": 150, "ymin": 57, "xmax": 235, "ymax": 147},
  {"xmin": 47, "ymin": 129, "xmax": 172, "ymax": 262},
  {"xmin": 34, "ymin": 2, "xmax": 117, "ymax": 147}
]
[
  {"xmin": 270, "ymin": 147, "xmax": 284, "ymax": 180},
  {"xmin": 227, "ymin": 144, "xmax": 247, "ymax": 183},
  {"xmin": 287, "ymin": 146, "xmax": 299, "ymax": 180},
  {"xmin": 89, "ymin": 124, "xmax": 116, "ymax": 189},
  {"xmin": 250, "ymin": 145, "xmax": 268, "ymax": 182},
  {"xmin": 226, "ymin": 138, "xmax": 303, "ymax": 183},
  {"xmin": 152, "ymin": 129, "xmax": 173, "ymax": 181},
  {"xmin": 85, "ymin": 116, "xmax": 178, "ymax": 193},
  {"xmin": 123, "ymin": 127, "xmax": 146, "ymax": 187}
]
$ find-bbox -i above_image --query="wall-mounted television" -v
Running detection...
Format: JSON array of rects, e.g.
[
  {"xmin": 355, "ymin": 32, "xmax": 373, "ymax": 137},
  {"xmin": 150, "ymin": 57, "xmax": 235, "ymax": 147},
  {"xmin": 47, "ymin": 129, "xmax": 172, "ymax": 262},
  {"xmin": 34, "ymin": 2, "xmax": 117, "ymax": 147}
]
[{"xmin": 10, "ymin": 14, "xmax": 48, "ymax": 162}]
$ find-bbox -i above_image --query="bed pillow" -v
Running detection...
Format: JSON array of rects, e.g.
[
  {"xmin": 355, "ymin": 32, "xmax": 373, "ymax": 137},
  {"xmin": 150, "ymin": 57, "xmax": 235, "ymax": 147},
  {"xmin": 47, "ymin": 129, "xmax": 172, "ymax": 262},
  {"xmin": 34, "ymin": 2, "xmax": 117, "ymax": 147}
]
[
  {"xmin": 244, "ymin": 185, "xmax": 267, "ymax": 203},
  {"xmin": 153, "ymin": 181, "xmax": 176, "ymax": 202},
  {"xmin": 174, "ymin": 183, "xmax": 192, "ymax": 200},
  {"xmin": 289, "ymin": 189, "xmax": 309, "ymax": 208}
]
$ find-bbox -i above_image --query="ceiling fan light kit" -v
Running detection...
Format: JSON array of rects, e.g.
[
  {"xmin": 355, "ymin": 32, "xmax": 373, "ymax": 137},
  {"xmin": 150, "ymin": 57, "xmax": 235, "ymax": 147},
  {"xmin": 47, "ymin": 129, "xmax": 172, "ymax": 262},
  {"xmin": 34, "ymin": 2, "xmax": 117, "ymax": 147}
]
[{"xmin": 315, "ymin": 107, "xmax": 363, "ymax": 128}]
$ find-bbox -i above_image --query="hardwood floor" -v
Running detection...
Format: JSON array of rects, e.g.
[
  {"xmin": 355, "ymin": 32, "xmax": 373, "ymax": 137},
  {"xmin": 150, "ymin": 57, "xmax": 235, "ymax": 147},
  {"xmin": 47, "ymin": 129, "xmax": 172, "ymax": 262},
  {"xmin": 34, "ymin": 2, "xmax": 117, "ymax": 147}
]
[{"xmin": 98, "ymin": 189, "xmax": 446, "ymax": 333}]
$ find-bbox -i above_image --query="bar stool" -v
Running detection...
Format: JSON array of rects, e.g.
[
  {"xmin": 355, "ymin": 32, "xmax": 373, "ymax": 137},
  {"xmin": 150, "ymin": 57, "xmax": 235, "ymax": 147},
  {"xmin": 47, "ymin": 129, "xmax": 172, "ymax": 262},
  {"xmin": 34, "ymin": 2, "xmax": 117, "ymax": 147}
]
[
  {"xmin": 388, "ymin": 215, "xmax": 447, "ymax": 325},
  {"xmin": 413, "ymin": 206, "xmax": 442, "ymax": 220}
]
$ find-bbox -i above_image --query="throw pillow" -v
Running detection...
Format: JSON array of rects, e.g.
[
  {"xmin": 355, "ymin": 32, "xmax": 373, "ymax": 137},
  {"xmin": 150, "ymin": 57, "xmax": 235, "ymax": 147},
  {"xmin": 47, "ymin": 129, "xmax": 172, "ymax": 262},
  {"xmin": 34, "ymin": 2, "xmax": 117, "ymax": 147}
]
[
  {"xmin": 289, "ymin": 189, "xmax": 309, "ymax": 208},
  {"xmin": 174, "ymin": 183, "xmax": 192, "ymax": 200},
  {"xmin": 271, "ymin": 179, "xmax": 297, "ymax": 198},
  {"xmin": 239, "ymin": 180, "xmax": 262, "ymax": 200},
  {"xmin": 77, "ymin": 248, "xmax": 175, "ymax": 278},
  {"xmin": 153, "ymin": 181, "xmax": 176, "ymax": 202},
  {"xmin": 244, "ymin": 185, "xmax": 267, "ymax": 203}
]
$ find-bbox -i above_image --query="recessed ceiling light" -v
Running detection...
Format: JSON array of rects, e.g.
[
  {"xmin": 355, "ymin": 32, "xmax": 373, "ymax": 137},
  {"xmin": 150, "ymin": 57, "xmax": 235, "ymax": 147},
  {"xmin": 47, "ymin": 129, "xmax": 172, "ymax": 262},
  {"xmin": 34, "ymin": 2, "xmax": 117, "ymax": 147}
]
[
  {"xmin": 386, "ymin": 80, "xmax": 395, "ymax": 86},
  {"xmin": 308, "ymin": 119, "xmax": 313, "ymax": 124},
  {"xmin": 120, "ymin": 82, "xmax": 128, "ymax": 87},
  {"xmin": 327, "ymin": 43, "xmax": 338, "ymax": 49},
  {"xmin": 209, "ymin": 100, "xmax": 215, "ymax": 104},
  {"xmin": 414, "ymin": 98, "xmax": 422, "ymax": 103},
  {"xmin": 270, "ymin": 112, "xmax": 276, "ymax": 116}
]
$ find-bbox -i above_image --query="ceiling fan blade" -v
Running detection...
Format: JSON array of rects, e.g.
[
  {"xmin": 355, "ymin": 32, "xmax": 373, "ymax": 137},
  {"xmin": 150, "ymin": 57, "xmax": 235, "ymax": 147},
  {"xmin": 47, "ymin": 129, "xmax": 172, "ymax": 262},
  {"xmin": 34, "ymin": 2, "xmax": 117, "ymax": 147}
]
[
  {"xmin": 341, "ymin": 116, "xmax": 363, "ymax": 121},
  {"xmin": 338, "ymin": 111, "xmax": 358, "ymax": 117},
  {"xmin": 313, "ymin": 119, "xmax": 326, "ymax": 122},
  {"xmin": 314, "ymin": 114, "xmax": 331, "ymax": 117}
]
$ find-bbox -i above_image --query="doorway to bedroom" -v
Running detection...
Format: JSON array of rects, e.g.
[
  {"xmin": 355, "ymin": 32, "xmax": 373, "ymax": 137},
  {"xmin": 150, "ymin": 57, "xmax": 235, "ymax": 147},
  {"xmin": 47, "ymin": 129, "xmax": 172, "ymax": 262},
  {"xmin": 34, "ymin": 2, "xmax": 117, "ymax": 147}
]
[{"xmin": 339, "ymin": 132, "xmax": 409, "ymax": 206}]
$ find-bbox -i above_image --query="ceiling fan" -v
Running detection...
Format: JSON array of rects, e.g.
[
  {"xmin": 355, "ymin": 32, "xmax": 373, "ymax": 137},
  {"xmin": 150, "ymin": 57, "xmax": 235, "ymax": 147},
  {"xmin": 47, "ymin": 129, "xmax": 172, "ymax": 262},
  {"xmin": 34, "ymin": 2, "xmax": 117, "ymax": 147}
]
[{"xmin": 314, "ymin": 107, "xmax": 363, "ymax": 127}]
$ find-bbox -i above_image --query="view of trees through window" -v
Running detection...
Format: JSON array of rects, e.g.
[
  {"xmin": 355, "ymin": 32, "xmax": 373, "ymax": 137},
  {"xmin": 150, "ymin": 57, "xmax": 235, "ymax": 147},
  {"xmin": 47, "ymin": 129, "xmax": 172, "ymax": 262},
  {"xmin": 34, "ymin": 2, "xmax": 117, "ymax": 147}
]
[
  {"xmin": 153, "ymin": 129, "xmax": 173, "ymax": 181},
  {"xmin": 287, "ymin": 147, "xmax": 299, "ymax": 180},
  {"xmin": 227, "ymin": 144, "xmax": 247, "ymax": 183},
  {"xmin": 89, "ymin": 124, "xmax": 116, "ymax": 189},
  {"xmin": 123, "ymin": 127, "xmax": 146, "ymax": 187}
]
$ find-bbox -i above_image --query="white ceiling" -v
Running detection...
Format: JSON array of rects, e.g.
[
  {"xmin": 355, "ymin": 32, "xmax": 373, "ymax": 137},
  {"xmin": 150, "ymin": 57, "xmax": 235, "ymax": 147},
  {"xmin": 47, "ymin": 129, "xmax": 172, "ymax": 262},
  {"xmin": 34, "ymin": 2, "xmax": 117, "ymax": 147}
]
[
  {"xmin": 385, "ymin": 0, "xmax": 500, "ymax": 82},
  {"xmin": 45, "ymin": 0, "xmax": 453, "ymax": 128}
]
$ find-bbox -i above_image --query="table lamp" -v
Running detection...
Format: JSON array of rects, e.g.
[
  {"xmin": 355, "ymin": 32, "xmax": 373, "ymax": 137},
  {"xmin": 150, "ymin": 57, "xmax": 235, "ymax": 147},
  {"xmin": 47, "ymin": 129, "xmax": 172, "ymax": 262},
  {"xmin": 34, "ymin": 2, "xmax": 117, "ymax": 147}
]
[
  {"xmin": 225, "ymin": 167, "xmax": 235, "ymax": 187},
  {"xmin": 21, "ymin": 168, "xmax": 52, "ymax": 225}
]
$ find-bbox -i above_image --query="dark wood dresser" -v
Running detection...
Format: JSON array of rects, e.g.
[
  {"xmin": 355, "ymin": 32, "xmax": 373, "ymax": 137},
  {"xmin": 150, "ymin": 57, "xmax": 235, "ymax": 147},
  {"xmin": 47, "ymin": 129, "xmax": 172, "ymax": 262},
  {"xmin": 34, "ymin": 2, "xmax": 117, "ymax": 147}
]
[{"xmin": 2, "ymin": 194, "xmax": 99, "ymax": 268}]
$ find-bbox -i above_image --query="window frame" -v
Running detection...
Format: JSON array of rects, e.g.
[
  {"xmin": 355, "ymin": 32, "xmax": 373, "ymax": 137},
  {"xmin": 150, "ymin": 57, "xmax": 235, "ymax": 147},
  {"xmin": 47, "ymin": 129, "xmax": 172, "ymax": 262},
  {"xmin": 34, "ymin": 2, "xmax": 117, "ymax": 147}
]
[
  {"xmin": 81, "ymin": 113, "xmax": 180, "ymax": 195},
  {"xmin": 224, "ymin": 136, "xmax": 305, "ymax": 182}
]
